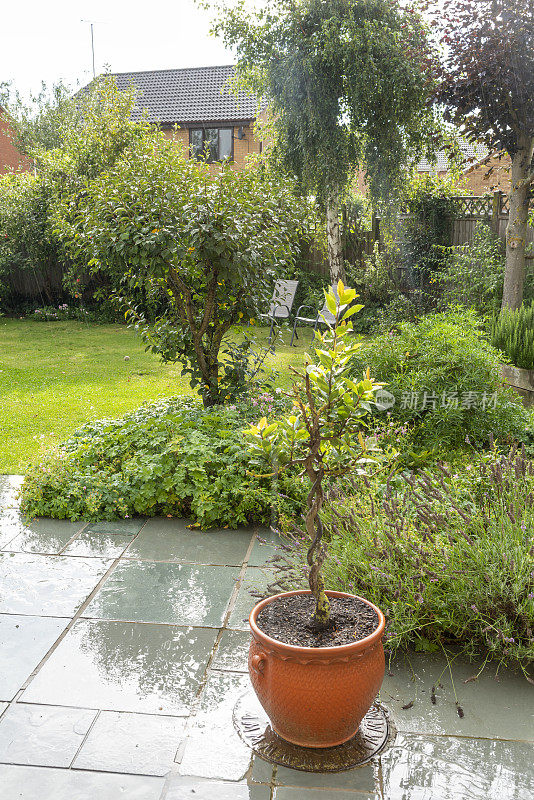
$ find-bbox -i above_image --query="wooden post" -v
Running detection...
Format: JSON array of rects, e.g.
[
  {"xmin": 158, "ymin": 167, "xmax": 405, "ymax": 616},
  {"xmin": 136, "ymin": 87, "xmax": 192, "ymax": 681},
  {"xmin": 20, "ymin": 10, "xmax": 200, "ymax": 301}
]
[
  {"xmin": 492, "ymin": 191, "xmax": 502, "ymax": 236},
  {"xmin": 371, "ymin": 213, "xmax": 380, "ymax": 247}
]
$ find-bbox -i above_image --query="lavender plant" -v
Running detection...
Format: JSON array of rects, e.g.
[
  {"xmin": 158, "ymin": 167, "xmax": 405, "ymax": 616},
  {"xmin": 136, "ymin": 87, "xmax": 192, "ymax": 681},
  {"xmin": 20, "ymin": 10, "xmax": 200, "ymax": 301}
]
[{"xmin": 271, "ymin": 444, "xmax": 534, "ymax": 671}]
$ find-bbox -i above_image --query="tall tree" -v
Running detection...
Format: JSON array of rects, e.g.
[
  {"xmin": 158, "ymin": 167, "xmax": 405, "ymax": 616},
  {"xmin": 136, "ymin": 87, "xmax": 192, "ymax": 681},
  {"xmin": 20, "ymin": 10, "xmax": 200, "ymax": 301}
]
[
  {"xmin": 431, "ymin": 0, "xmax": 534, "ymax": 311},
  {"xmin": 212, "ymin": 0, "xmax": 435, "ymax": 283}
]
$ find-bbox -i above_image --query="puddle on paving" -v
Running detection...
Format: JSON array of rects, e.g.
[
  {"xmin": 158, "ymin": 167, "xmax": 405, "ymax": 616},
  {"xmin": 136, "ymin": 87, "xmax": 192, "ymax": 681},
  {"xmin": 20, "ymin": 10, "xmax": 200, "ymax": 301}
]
[
  {"xmin": 380, "ymin": 732, "xmax": 534, "ymax": 799},
  {"xmin": 0, "ymin": 552, "xmax": 110, "ymax": 616}
]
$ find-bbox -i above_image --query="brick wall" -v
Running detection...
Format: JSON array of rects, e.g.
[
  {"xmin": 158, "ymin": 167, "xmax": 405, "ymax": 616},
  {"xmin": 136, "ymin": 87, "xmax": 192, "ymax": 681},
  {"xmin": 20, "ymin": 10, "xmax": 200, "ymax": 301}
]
[
  {"xmin": 163, "ymin": 120, "xmax": 262, "ymax": 171},
  {"xmin": 0, "ymin": 109, "xmax": 31, "ymax": 174},
  {"xmin": 463, "ymin": 154, "xmax": 511, "ymax": 195}
]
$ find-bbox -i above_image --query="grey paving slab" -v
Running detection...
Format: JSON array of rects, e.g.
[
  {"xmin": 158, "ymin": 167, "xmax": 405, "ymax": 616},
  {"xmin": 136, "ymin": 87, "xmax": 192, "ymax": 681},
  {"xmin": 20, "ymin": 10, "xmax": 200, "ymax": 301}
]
[
  {"xmin": 63, "ymin": 530, "xmax": 136, "ymax": 558},
  {"xmin": 380, "ymin": 732, "xmax": 534, "ymax": 800},
  {"xmin": 0, "ymin": 764, "xmax": 164, "ymax": 800},
  {"xmin": 0, "ymin": 703, "xmax": 96, "ymax": 767},
  {"xmin": 125, "ymin": 517, "xmax": 253, "ymax": 565},
  {"xmin": 0, "ymin": 614, "xmax": 69, "ymax": 701},
  {"xmin": 247, "ymin": 528, "xmax": 287, "ymax": 567},
  {"xmin": 73, "ymin": 710, "xmax": 186, "ymax": 776},
  {"xmin": 227, "ymin": 567, "xmax": 275, "ymax": 631},
  {"xmin": 274, "ymin": 789, "xmax": 373, "ymax": 799},
  {"xmin": 86, "ymin": 519, "xmax": 146, "ymax": 535},
  {"xmin": 381, "ymin": 651, "xmax": 534, "ymax": 741},
  {"xmin": 3, "ymin": 519, "xmax": 86, "ymax": 555},
  {"xmin": 22, "ymin": 620, "xmax": 217, "ymax": 715},
  {"xmin": 0, "ymin": 552, "xmax": 110, "ymax": 616},
  {"xmin": 0, "ymin": 703, "xmax": 7, "ymax": 717},
  {"xmin": 212, "ymin": 629, "xmax": 250, "ymax": 672},
  {"xmin": 249, "ymin": 756, "xmax": 275, "ymax": 785},
  {"xmin": 179, "ymin": 671, "xmax": 252, "ymax": 781},
  {"xmin": 82, "ymin": 560, "xmax": 238, "ymax": 626},
  {"xmin": 164, "ymin": 777, "xmax": 270, "ymax": 800},
  {"xmin": 275, "ymin": 762, "xmax": 375, "ymax": 792}
]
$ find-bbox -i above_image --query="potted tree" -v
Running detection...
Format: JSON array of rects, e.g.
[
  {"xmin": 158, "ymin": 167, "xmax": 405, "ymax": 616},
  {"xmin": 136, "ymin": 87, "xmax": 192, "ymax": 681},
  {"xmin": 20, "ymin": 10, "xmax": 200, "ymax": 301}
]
[{"xmin": 246, "ymin": 283, "xmax": 386, "ymax": 748}]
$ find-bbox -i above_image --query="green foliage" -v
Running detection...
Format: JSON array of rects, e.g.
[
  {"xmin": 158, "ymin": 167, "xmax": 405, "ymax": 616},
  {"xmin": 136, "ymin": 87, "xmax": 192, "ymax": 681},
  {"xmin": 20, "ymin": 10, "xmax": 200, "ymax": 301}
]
[
  {"xmin": 351, "ymin": 309, "xmax": 529, "ymax": 451},
  {"xmin": 400, "ymin": 173, "xmax": 465, "ymax": 295},
  {"xmin": 0, "ymin": 172, "xmax": 64, "ymax": 306},
  {"xmin": 491, "ymin": 303, "xmax": 534, "ymax": 370},
  {"xmin": 438, "ymin": 222, "xmax": 505, "ymax": 313},
  {"xmin": 57, "ymin": 132, "xmax": 305, "ymax": 406},
  {"xmin": 219, "ymin": 331, "xmax": 278, "ymax": 402},
  {"xmin": 20, "ymin": 395, "xmax": 305, "ymax": 529},
  {"xmin": 213, "ymin": 0, "xmax": 436, "ymax": 205},
  {"xmin": 0, "ymin": 78, "xmax": 153, "ymax": 307},
  {"xmin": 0, "ymin": 80, "xmax": 75, "ymax": 153}
]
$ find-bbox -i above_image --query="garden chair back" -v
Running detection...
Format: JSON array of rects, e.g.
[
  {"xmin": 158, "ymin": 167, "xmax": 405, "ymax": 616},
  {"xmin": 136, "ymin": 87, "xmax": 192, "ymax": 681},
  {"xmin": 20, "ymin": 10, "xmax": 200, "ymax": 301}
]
[{"xmin": 260, "ymin": 279, "xmax": 299, "ymax": 342}]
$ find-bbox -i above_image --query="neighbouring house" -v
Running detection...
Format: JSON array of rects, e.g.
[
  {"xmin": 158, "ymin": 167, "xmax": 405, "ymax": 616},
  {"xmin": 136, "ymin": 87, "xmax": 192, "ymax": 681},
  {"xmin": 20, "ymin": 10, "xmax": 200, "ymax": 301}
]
[
  {"xmin": 109, "ymin": 65, "xmax": 264, "ymax": 169},
  {"xmin": 0, "ymin": 106, "xmax": 31, "ymax": 174},
  {"xmin": 417, "ymin": 141, "xmax": 512, "ymax": 195},
  {"xmin": 353, "ymin": 140, "xmax": 512, "ymax": 197}
]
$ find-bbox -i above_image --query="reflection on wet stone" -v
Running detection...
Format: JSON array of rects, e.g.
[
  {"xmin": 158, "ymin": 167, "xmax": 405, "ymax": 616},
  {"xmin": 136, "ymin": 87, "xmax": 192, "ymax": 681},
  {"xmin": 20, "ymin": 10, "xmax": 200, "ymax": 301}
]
[
  {"xmin": 0, "ymin": 553, "xmax": 110, "ymax": 616},
  {"xmin": 380, "ymin": 732, "xmax": 534, "ymax": 800},
  {"xmin": 22, "ymin": 620, "xmax": 218, "ymax": 715},
  {"xmin": 179, "ymin": 671, "xmax": 252, "ymax": 781},
  {"xmin": 83, "ymin": 560, "xmax": 238, "ymax": 626}
]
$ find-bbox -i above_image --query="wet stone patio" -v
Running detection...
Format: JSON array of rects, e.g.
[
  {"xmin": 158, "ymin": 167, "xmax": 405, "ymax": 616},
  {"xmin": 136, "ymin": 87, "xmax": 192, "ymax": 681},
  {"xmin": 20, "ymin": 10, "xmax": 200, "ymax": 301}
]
[{"xmin": 0, "ymin": 475, "xmax": 532, "ymax": 799}]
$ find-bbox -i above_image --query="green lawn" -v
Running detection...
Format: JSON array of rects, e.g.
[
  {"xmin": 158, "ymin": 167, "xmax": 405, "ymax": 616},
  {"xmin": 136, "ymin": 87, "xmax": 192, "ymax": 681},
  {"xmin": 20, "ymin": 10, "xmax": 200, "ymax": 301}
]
[{"xmin": 0, "ymin": 318, "xmax": 315, "ymax": 473}]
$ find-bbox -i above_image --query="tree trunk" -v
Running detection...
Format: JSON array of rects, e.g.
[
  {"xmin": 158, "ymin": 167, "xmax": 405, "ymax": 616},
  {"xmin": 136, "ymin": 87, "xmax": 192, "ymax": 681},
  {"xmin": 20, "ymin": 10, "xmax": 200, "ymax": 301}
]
[
  {"xmin": 326, "ymin": 188, "xmax": 346, "ymax": 286},
  {"xmin": 501, "ymin": 136, "xmax": 534, "ymax": 312}
]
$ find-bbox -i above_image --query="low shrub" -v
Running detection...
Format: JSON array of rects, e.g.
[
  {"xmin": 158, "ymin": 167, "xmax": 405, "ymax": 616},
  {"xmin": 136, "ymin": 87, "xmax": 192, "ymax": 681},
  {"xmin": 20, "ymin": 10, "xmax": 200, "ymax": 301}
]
[
  {"xmin": 276, "ymin": 447, "xmax": 534, "ymax": 670},
  {"xmin": 350, "ymin": 308, "xmax": 529, "ymax": 452},
  {"xmin": 21, "ymin": 394, "xmax": 306, "ymax": 528},
  {"xmin": 438, "ymin": 222, "xmax": 505, "ymax": 314},
  {"xmin": 490, "ymin": 303, "xmax": 534, "ymax": 371}
]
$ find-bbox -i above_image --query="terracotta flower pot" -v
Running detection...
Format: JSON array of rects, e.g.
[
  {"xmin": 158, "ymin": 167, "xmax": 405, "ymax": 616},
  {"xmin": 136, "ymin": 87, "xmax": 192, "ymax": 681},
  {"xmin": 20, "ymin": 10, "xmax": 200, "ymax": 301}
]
[{"xmin": 249, "ymin": 589, "xmax": 386, "ymax": 748}]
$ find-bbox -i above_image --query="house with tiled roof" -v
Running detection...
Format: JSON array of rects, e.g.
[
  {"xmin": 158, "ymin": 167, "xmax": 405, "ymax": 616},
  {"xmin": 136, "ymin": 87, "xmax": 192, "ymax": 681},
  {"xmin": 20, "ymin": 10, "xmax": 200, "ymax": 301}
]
[
  {"xmin": 108, "ymin": 65, "xmax": 265, "ymax": 169},
  {"xmin": 105, "ymin": 65, "xmax": 511, "ymax": 192}
]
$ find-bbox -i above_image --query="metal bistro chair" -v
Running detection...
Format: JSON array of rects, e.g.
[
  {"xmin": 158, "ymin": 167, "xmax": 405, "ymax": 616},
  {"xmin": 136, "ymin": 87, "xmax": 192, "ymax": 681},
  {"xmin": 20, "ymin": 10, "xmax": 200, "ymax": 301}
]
[
  {"xmin": 260, "ymin": 279, "xmax": 299, "ymax": 343},
  {"xmin": 290, "ymin": 286, "xmax": 341, "ymax": 346}
]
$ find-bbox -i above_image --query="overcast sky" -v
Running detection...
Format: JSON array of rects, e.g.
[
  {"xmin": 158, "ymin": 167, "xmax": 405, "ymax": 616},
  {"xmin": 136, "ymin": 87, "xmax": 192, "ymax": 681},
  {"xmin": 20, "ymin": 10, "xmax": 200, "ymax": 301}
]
[{"xmin": 1, "ymin": 0, "xmax": 240, "ymax": 99}]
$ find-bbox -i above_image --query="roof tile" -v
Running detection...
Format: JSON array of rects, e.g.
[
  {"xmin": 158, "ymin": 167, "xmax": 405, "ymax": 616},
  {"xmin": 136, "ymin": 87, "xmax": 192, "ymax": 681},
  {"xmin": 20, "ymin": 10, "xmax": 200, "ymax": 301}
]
[{"xmin": 109, "ymin": 65, "xmax": 258, "ymax": 124}]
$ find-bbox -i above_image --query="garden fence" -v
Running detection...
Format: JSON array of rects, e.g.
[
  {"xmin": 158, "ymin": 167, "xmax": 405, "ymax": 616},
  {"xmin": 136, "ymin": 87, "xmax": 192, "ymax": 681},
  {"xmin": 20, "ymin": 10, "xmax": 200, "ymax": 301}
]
[{"xmin": 398, "ymin": 191, "xmax": 534, "ymax": 256}]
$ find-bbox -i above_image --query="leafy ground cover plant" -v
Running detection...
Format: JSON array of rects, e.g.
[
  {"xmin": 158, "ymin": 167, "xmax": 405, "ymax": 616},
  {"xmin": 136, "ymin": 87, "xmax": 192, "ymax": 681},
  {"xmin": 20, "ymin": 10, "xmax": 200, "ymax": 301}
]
[
  {"xmin": 490, "ymin": 303, "xmax": 534, "ymax": 371},
  {"xmin": 247, "ymin": 283, "xmax": 381, "ymax": 629},
  {"xmin": 351, "ymin": 308, "xmax": 529, "ymax": 453},
  {"xmin": 274, "ymin": 445, "xmax": 534, "ymax": 672},
  {"xmin": 20, "ymin": 394, "xmax": 305, "ymax": 529}
]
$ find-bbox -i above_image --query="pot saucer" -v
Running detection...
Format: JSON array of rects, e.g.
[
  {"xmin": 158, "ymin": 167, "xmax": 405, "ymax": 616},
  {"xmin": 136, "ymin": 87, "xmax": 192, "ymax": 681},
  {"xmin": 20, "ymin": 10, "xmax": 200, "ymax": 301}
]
[{"xmin": 233, "ymin": 691, "xmax": 395, "ymax": 772}]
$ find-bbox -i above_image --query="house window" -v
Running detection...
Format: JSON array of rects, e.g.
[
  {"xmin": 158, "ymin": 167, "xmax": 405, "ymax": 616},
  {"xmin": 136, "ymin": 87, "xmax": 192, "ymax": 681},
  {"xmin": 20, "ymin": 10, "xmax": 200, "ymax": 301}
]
[{"xmin": 189, "ymin": 127, "xmax": 234, "ymax": 162}]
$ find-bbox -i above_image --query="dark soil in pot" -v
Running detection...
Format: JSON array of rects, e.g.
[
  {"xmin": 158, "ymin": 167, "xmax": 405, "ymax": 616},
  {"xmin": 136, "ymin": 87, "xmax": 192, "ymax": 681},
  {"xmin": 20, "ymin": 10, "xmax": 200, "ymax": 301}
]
[{"xmin": 256, "ymin": 595, "xmax": 379, "ymax": 648}]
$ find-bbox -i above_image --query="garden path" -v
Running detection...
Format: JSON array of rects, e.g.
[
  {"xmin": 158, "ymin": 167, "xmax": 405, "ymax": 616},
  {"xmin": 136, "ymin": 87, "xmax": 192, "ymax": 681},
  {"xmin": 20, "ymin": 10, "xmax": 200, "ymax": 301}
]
[{"xmin": 0, "ymin": 475, "xmax": 532, "ymax": 799}]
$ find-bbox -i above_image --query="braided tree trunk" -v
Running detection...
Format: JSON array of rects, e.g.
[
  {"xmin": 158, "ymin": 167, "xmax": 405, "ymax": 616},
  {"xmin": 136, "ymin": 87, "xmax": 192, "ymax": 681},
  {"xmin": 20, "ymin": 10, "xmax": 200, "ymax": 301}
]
[{"xmin": 305, "ymin": 461, "xmax": 330, "ymax": 630}]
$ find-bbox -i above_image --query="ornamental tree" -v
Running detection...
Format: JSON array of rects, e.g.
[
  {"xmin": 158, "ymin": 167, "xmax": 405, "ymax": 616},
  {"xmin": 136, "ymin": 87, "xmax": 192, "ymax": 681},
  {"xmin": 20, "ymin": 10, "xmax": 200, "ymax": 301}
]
[
  {"xmin": 430, "ymin": 0, "xmax": 534, "ymax": 310},
  {"xmin": 247, "ymin": 283, "xmax": 381, "ymax": 629},
  {"xmin": 58, "ymin": 134, "xmax": 304, "ymax": 406},
  {"xmin": 212, "ymin": 0, "xmax": 436, "ymax": 283}
]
